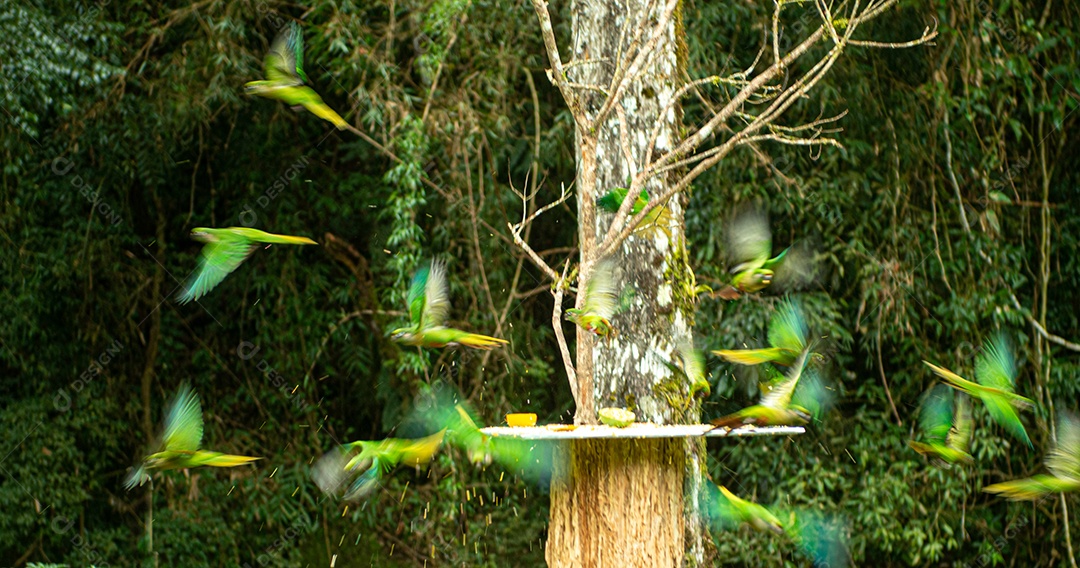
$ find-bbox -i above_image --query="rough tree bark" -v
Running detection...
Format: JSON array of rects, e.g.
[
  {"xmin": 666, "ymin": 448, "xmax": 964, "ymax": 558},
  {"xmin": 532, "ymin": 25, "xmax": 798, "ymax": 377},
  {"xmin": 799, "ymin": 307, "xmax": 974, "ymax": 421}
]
[{"xmin": 545, "ymin": 1, "xmax": 708, "ymax": 566}]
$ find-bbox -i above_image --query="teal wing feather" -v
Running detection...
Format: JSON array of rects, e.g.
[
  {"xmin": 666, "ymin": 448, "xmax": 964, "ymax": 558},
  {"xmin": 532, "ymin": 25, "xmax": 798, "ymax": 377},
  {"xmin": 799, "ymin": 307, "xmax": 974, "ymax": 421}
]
[
  {"xmin": 975, "ymin": 334, "xmax": 1017, "ymax": 391},
  {"xmin": 918, "ymin": 385, "xmax": 955, "ymax": 444},
  {"xmin": 163, "ymin": 384, "xmax": 203, "ymax": 452},
  {"xmin": 288, "ymin": 22, "xmax": 308, "ymax": 83},
  {"xmin": 178, "ymin": 236, "xmax": 257, "ymax": 304},
  {"xmin": 265, "ymin": 25, "xmax": 303, "ymax": 84},
  {"xmin": 947, "ymin": 393, "xmax": 973, "ymax": 452},
  {"xmin": 767, "ymin": 298, "xmax": 808, "ymax": 352},
  {"xmin": 406, "ymin": 264, "xmax": 431, "ymax": 328}
]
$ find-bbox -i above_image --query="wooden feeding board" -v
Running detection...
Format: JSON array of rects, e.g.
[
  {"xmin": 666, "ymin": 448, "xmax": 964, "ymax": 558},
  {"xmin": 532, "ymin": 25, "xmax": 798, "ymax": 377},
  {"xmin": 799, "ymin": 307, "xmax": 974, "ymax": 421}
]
[{"xmin": 480, "ymin": 423, "xmax": 805, "ymax": 440}]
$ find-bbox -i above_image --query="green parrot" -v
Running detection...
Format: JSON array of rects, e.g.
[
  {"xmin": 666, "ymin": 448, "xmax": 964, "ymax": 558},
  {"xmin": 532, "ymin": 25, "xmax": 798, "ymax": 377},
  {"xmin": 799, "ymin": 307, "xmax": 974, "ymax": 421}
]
[
  {"xmin": 596, "ymin": 187, "xmax": 671, "ymax": 236},
  {"xmin": 124, "ymin": 384, "xmax": 260, "ymax": 490},
  {"xmin": 565, "ymin": 260, "xmax": 621, "ymax": 339},
  {"xmin": 908, "ymin": 385, "xmax": 974, "ymax": 467},
  {"xmin": 312, "ymin": 430, "xmax": 446, "ymax": 500},
  {"xmin": 390, "ymin": 260, "xmax": 508, "ymax": 349},
  {"xmin": 785, "ymin": 510, "xmax": 851, "ymax": 568},
  {"xmin": 923, "ymin": 335, "xmax": 1033, "ymax": 447},
  {"xmin": 703, "ymin": 483, "xmax": 784, "ymax": 535},
  {"xmin": 177, "ymin": 227, "xmax": 316, "ymax": 304},
  {"xmin": 984, "ymin": 413, "xmax": 1080, "ymax": 500},
  {"xmin": 245, "ymin": 22, "xmax": 348, "ymax": 130},
  {"xmin": 710, "ymin": 345, "xmax": 819, "ymax": 430},
  {"xmin": 657, "ymin": 338, "xmax": 710, "ymax": 399},
  {"xmin": 713, "ymin": 298, "xmax": 809, "ymax": 366},
  {"xmin": 717, "ymin": 207, "xmax": 791, "ymax": 300}
]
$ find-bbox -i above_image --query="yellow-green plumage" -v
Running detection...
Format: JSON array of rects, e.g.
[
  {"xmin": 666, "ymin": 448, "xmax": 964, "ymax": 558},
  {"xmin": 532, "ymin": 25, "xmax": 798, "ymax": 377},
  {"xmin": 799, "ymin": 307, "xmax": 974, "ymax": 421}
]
[
  {"xmin": 908, "ymin": 385, "xmax": 974, "ymax": 467},
  {"xmin": 710, "ymin": 345, "xmax": 823, "ymax": 429},
  {"xmin": 713, "ymin": 298, "xmax": 809, "ymax": 366},
  {"xmin": 312, "ymin": 430, "xmax": 446, "ymax": 501},
  {"xmin": 703, "ymin": 483, "xmax": 784, "ymax": 535},
  {"xmin": 245, "ymin": 22, "xmax": 348, "ymax": 129},
  {"xmin": 985, "ymin": 413, "xmax": 1080, "ymax": 500},
  {"xmin": 923, "ymin": 335, "xmax": 1033, "ymax": 447},
  {"xmin": 565, "ymin": 260, "xmax": 622, "ymax": 339},
  {"xmin": 178, "ymin": 226, "xmax": 316, "ymax": 304},
  {"xmin": 124, "ymin": 384, "xmax": 259, "ymax": 490},
  {"xmin": 390, "ymin": 260, "xmax": 507, "ymax": 349}
]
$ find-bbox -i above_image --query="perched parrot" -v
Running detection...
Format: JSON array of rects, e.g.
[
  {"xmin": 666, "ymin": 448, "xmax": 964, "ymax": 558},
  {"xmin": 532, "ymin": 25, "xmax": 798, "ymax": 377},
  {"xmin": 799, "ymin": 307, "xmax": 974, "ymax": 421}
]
[
  {"xmin": 177, "ymin": 227, "xmax": 316, "ymax": 304},
  {"xmin": 657, "ymin": 338, "xmax": 710, "ymax": 399},
  {"xmin": 124, "ymin": 384, "xmax": 260, "ymax": 490},
  {"xmin": 596, "ymin": 187, "xmax": 671, "ymax": 236},
  {"xmin": 713, "ymin": 298, "xmax": 810, "ymax": 366},
  {"xmin": 717, "ymin": 206, "xmax": 791, "ymax": 300},
  {"xmin": 908, "ymin": 385, "xmax": 974, "ymax": 467},
  {"xmin": 710, "ymin": 346, "xmax": 819, "ymax": 430},
  {"xmin": 312, "ymin": 430, "xmax": 446, "ymax": 501},
  {"xmin": 565, "ymin": 260, "xmax": 621, "ymax": 339},
  {"xmin": 390, "ymin": 260, "xmax": 508, "ymax": 349},
  {"xmin": 984, "ymin": 413, "xmax": 1080, "ymax": 500},
  {"xmin": 703, "ymin": 483, "xmax": 784, "ymax": 535},
  {"xmin": 923, "ymin": 335, "xmax": 1033, "ymax": 447},
  {"xmin": 245, "ymin": 22, "xmax": 348, "ymax": 130}
]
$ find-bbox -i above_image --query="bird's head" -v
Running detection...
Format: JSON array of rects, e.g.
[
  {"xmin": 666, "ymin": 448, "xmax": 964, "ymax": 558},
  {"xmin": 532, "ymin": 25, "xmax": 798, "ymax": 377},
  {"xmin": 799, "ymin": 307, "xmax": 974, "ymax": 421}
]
[
  {"xmin": 563, "ymin": 309, "xmax": 582, "ymax": 322},
  {"xmin": 389, "ymin": 327, "xmax": 414, "ymax": 343},
  {"xmin": 189, "ymin": 228, "xmax": 214, "ymax": 242}
]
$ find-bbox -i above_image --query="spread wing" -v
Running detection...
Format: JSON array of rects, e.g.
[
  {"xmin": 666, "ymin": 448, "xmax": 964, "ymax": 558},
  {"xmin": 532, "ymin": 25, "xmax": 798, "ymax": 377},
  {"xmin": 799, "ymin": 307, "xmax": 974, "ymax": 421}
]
[
  {"xmin": 975, "ymin": 334, "xmax": 1017, "ymax": 391},
  {"xmin": 725, "ymin": 206, "xmax": 772, "ymax": 272},
  {"xmin": 406, "ymin": 264, "xmax": 431, "ymax": 327},
  {"xmin": 264, "ymin": 23, "xmax": 305, "ymax": 84},
  {"xmin": 583, "ymin": 260, "xmax": 618, "ymax": 319},
  {"xmin": 767, "ymin": 298, "xmax": 808, "ymax": 352},
  {"xmin": 422, "ymin": 260, "xmax": 451, "ymax": 329},
  {"xmin": 178, "ymin": 237, "xmax": 257, "ymax": 304},
  {"xmin": 760, "ymin": 347, "xmax": 810, "ymax": 410},
  {"xmin": 946, "ymin": 393, "xmax": 972, "ymax": 451},
  {"xmin": 163, "ymin": 384, "xmax": 203, "ymax": 452},
  {"xmin": 1047, "ymin": 413, "xmax": 1080, "ymax": 482},
  {"xmin": 918, "ymin": 385, "xmax": 954, "ymax": 444}
]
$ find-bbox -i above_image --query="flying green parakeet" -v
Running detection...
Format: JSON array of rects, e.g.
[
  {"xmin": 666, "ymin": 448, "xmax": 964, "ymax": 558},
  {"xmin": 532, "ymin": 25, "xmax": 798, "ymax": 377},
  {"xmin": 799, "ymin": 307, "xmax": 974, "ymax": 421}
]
[
  {"xmin": 984, "ymin": 412, "xmax": 1080, "ymax": 500},
  {"xmin": 177, "ymin": 227, "xmax": 317, "ymax": 304},
  {"xmin": 391, "ymin": 260, "xmax": 508, "ymax": 349},
  {"xmin": 245, "ymin": 22, "xmax": 348, "ymax": 130},
  {"xmin": 596, "ymin": 187, "xmax": 672, "ymax": 236},
  {"xmin": 565, "ymin": 260, "xmax": 622, "ymax": 339},
  {"xmin": 710, "ymin": 345, "xmax": 822, "ymax": 430},
  {"xmin": 923, "ymin": 335, "xmax": 1033, "ymax": 447},
  {"xmin": 703, "ymin": 483, "xmax": 784, "ymax": 535},
  {"xmin": 124, "ymin": 384, "xmax": 260, "ymax": 490},
  {"xmin": 716, "ymin": 206, "xmax": 791, "ymax": 300},
  {"xmin": 312, "ymin": 430, "xmax": 446, "ymax": 501},
  {"xmin": 908, "ymin": 385, "xmax": 974, "ymax": 467},
  {"xmin": 657, "ymin": 338, "xmax": 710, "ymax": 399},
  {"xmin": 713, "ymin": 298, "xmax": 810, "ymax": 366}
]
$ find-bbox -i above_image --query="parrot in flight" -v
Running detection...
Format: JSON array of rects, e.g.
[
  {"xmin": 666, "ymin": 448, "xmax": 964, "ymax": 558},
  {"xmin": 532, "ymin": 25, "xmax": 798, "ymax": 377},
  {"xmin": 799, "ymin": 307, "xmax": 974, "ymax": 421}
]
[
  {"xmin": 984, "ymin": 412, "xmax": 1080, "ymax": 500},
  {"xmin": 713, "ymin": 298, "xmax": 810, "ymax": 366},
  {"xmin": 923, "ymin": 334, "xmax": 1033, "ymax": 447},
  {"xmin": 312, "ymin": 430, "xmax": 446, "ymax": 501},
  {"xmin": 908, "ymin": 384, "xmax": 974, "ymax": 467},
  {"xmin": 656, "ymin": 338, "xmax": 710, "ymax": 400},
  {"xmin": 710, "ymin": 345, "xmax": 825, "ymax": 430},
  {"xmin": 717, "ymin": 206, "xmax": 800, "ymax": 300},
  {"xmin": 245, "ymin": 22, "xmax": 348, "ymax": 130},
  {"xmin": 596, "ymin": 187, "xmax": 672, "ymax": 237},
  {"xmin": 565, "ymin": 260, "xmax": 623, "ymax": 340},
  {"xmin": 124, "ymin": 384, "xmax": 259, "ymax": 490},
  {"xmin": 390, "ymin": 260, "xmax": 508, "ymax": 349},
  {"xmin": 177, "ymin": 227, "xmax": 317, "ymax": 304},
  {"xmin": 703, "ymin": 483, "xmax": 784, "ymax": 535}
]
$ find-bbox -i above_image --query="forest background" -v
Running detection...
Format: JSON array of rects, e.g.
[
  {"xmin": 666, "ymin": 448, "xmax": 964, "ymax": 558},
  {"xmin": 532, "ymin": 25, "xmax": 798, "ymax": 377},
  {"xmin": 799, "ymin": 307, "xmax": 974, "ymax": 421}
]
[{"xmin": 1, "ymin": 0, "xmax": 1079, "ymax": 566}]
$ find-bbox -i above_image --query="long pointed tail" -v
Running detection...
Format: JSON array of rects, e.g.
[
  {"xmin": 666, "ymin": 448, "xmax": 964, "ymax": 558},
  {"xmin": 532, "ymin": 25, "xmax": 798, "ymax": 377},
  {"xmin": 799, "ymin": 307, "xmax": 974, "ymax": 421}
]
[
  {"xmin": 257, "ymin": 233, "xmax": 318, "ymax": 246},
  {"xmin": 457, "ymin": 333, "xmax": 509, "ymax": 350},
  {"xmin": 303, "ymin": 101, "xmax": 348, "ymax": 130},
  {"xmin": 200, "ymin": 453, "xmax": 262, "ymax": 467}
]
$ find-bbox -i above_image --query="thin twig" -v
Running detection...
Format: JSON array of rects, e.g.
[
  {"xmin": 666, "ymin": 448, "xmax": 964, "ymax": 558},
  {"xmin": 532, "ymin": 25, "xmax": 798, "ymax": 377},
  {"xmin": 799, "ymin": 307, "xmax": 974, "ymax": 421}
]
[{"xmin": 552, "ymin": 260, "xmax": 577, "ymax": 405}]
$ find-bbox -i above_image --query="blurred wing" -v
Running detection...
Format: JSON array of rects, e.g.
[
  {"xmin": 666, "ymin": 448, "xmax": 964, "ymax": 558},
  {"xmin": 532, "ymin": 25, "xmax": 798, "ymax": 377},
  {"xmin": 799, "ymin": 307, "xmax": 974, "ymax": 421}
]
[
  {"xmin": 163, "ymin": 384, "xmax": 203, "ymax": 452},
  {"xmin": 975, "ymin": 334, "xmax": 1017, "ymax": 391},
  {"xmin": 311, "ymin": 445, "xmax": 353, "ymax": 496},
  {"xmin": 918, "ymin": 385, "xmax": 955, "ymax": 443},
  {"xmin": 760, "ymin": 347, "xmax": 810, "ymax": 410},
  {"xmin": 713, "ymin": 347, "xmax": 788, "ymax": 366},
  {"xmin": 288, "ymin": 22, "xmax": 308, "ymax": 82},
  {"xmin": 583, "ymin": 261, "xmax": 618, "ymax": 319},
  {"xmin": 791, "ymin": 368, "xmax": 830, "ymax": 421},
  {"xmin": 767, "ymin": 298, "xmax": 808, "ymax": 352},
  {"xmin": 178, "ymin": 239, "xmax": 256, "ymax": 304},
  {"xmin": 725, "ymin": 206, "xmax": 771, "ymax": 269},
  {"xmin": 423, "ymin": 260, "xmax": 451, "ymax": 329},
  {"xmin": 393, "ymin": 429, "xmax": 447, "ymax": 468},
  {"xmin": 1047, "ymin": 413, "xmax": 1080, "ymax": 482},
  {"xmin": 264, "ymin": 25, "xmax": 303, "ymax": 84},
  {"xmin": 947, "ymin": 393, "xmax": 972, "ymax": 451},
  {"xmin": 406, "ymin": 264, "xmax": 430, "ymax": 327},
  {"xmin": 678, "ymin": 340, "xmax": 706, "ymax": 386},
  {"xmin": 982, "ymin": 391, "xmax": 1032, "ymax": 447}
]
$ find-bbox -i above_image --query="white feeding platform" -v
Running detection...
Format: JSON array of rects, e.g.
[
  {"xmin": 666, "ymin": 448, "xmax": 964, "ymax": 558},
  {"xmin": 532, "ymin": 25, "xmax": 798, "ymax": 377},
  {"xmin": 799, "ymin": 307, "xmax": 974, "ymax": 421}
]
[{"xmin": 480, "ymin": 423, "xmax": 805, "ymax": 440}]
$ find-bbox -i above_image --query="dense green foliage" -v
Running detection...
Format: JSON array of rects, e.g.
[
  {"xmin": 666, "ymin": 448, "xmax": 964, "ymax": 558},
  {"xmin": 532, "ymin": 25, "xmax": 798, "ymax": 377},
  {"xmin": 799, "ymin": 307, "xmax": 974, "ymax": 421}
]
[{"xmin": 1, "ymin": 0, "xmax": 1077, "ymax": 566}]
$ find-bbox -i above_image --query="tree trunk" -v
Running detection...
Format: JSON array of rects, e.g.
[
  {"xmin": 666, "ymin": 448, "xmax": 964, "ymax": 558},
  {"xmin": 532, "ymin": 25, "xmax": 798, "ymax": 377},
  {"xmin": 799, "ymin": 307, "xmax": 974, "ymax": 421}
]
[{"xmin": 549, "ymin": 0, "xmax": 708, "ymax": 565}]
